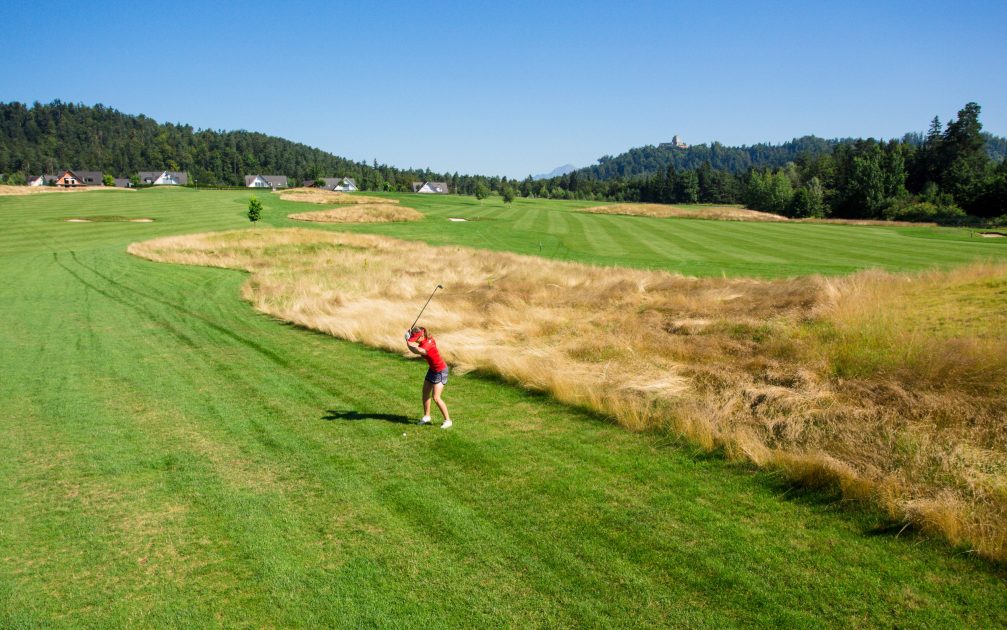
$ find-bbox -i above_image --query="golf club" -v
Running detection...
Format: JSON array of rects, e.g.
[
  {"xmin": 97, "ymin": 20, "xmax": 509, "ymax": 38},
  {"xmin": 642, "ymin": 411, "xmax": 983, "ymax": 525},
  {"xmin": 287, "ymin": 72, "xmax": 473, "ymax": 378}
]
[{"xmin": 410, "ymin": 284, "xmax": 443, "ymax": 330}]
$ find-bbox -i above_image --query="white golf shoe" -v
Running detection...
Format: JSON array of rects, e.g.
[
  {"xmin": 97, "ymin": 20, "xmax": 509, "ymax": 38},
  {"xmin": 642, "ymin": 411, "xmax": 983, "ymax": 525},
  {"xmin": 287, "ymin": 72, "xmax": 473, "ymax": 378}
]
[
  {"xmin": 419, "ymin": 416, "xmax": 431, "ymax": 425},
  {"xmin": 440, "ymin": 419, "xmax": 453, "ymax": 429}
]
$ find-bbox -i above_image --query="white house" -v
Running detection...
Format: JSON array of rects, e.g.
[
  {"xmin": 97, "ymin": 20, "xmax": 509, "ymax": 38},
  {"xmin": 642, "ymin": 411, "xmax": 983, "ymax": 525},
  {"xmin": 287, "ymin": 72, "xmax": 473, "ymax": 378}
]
[
  {"xmin": 139, "ymin": 171, "xmax": 189, "ymax": 186},
  {"xmin": 332, "ymin": 177, "xmax": 357, "ymax": 192},
  {"xmin": 316, "ymin": 177, "xmax": 357, "ymax": 192},
  {"xmin": 245, "ymin": 175, "xmax": 289, "ymax": 189},
  {"xmin": 412, "ymin": 181, "xmax": 449, "ymax": 194},
  {"xmin": 27, "ymin": 174, "xmax": 55, "ymax": 186}
]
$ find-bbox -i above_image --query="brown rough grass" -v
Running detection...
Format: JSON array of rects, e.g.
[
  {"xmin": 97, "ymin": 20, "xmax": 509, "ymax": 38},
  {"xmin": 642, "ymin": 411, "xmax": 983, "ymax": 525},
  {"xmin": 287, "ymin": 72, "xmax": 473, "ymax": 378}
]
[
  {"xmin": 129, "ymin": 228, "xmax": 1007, "ymax": 561},
  {"xmin": 799, "ymin": 218, "xmax": 939, "ymax": 227},
  {"xmin": 277, "ymin": 187, "xmax": 398, "ymax": 205},
  {"xmin": 581, "ymin": 203, "xmax": 939, "ymax": 227},
  {"xmin": 288, "ymin": 204, "xmax": 422, "ymax": 224},
  {"xmin": 0, "ymin": 186, "xmax": 133, "ymax": 196},
  {"xmin": 580, "ymin": 203, "xmax": 788, "ymax": 221}
]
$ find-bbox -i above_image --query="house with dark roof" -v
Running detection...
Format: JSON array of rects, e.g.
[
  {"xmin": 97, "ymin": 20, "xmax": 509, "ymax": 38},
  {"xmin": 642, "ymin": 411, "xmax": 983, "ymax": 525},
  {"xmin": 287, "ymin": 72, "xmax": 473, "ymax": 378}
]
[
  {"xmin": 27, "ymin": 174, "xmax": 56, "ymax": 187},
  {"xmin": 245, "ymin": 174, "xmax": 289, "ymax": 189},
  {"xmin": 138, "ymin": 171, "xmax": 188, "ymax": 186},
  {"xmin": 54, "ymin": 170, "xmax": 88, "ymax": 187},
  {"xmin": 39, "ymin": 169, "xmax": 104, "ymax": 187},
  {"xmin": 73, "ymin": 170, "xmax": 104, "ymax": 186},
  {"xmin": 412, "ymin": 181, "xmax": 449, "ymax": 194},
  {"xmin": 320, "ymin": 177, "xmax": 357, "ymax": 192}
]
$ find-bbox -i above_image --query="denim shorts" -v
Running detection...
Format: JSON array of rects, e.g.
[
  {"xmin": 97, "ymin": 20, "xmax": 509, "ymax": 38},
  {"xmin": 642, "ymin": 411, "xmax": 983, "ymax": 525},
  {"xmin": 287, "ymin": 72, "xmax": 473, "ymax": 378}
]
[{"xmin": 425, "ymin": 368, "xmax": 449, "ymax": 385}]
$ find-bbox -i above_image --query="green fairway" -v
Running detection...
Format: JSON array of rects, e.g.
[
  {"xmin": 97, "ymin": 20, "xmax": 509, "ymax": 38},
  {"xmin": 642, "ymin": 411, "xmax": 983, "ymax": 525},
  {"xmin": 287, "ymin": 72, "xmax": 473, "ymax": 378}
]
[
  {"xmin": 1, "ymin": 188, "xmax": 1006, "ymax": 626},
  {"xmin": 311, "ymin": 193, "xmax": 1007, "ymax": 278}
]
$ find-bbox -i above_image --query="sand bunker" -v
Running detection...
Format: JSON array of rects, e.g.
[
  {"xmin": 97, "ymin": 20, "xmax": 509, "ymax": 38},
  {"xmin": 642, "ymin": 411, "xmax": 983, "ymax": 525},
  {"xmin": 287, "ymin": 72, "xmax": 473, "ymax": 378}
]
[
  {"xmin": 277, "ymin": 187, "xmax": 399, "ymax": 206},
  {"xmin": 65, "ymin": 216, "xmax": 154, "ymax": 223},
  {"xmin": 448, "ymin": 218, "xmax": 468, "ymax": 222},
  {"xmin": 288, "ymin": 204, "xmax": 422, "ymax": 224},
  {"xmin": 580, "ymin": 203, "xmax": 788, "ymax": 222},
  {"xmin": 980, "ymin": 232, "xmax": 1005, "ymax": 238}
]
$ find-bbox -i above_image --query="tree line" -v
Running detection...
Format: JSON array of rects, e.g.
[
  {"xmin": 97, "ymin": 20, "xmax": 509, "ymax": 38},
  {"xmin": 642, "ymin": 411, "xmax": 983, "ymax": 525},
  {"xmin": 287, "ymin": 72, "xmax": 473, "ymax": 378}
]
[
  {"xmin": 0, "ymin": 101, "xmax": 515, "ymax": 192},
  {"xmin": 1, "ymin": 100, "xmax": 1004, "ymax": 221},
  {"xmin": 523, "ymin": 103, "xmax": 1007, "ymax": 222}
]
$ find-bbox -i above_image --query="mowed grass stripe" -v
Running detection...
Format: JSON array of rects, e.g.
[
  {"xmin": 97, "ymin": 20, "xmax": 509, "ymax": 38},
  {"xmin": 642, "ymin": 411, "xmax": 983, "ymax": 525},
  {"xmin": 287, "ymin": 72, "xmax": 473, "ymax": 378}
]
[
  {"xmin": 566, "ymin": 212, "xmax": 631, "ymax": 258},
  {"xmin": 748, "ymin": 222, "xmax": 926, "ymax": 266},
  {"xmin": 521, "ymin": 205, "xmax": 554, "ymax": 235},
  {"xmin": 511, "ymin": 205, "xmax": 546, "ymax": 232},
  {"xmin": 751, "ymin": 221, "xmax": 993, "ymax": 270},
  {"xmin": 546, "ymin": 206, "xmax": 572, "ymax": 237},
  {"xmin": 607, "ymin": 215, "xmax": 707, "ymax": 262},
  {"xmin": 623, "ymin": 217, "xmax": 755, "ymax": 265}
]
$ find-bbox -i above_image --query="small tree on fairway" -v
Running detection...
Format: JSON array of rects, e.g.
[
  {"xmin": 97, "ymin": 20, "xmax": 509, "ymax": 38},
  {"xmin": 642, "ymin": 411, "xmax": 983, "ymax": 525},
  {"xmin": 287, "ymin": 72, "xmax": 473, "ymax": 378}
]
[
  {"xmin": 474, "ymin": 183, "xmax": 489, "ymax": 201},
  {"xmin": 501, "ymin": 185, "xmax": 516, "ymax": 203},
  {"xmin": 248, "ymin": 196, "xmax": 262, "ymax": 223}
]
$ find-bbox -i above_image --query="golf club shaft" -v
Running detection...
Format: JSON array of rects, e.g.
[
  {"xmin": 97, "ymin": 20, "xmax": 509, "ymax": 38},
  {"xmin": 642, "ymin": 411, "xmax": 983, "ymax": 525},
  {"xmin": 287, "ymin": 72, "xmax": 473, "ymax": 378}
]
[{"xmin": 410, "ymin": 285, "xmax": 442, "ymax": 329}]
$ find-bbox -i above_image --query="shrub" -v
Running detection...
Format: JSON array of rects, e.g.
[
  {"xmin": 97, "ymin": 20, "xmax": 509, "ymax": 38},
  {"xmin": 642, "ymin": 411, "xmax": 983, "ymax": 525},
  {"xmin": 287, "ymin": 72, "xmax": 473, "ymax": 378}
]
[
  {"xmin": 4, "ymin": 172, "xmax": 26, "ymax": 186},
  {"xmin": 882, "ymin": 199, "xmax": 967, "ymax": 224},
  {"xmin": 248, "ymin": 196, "xmax": 263, "ymax": 223}
]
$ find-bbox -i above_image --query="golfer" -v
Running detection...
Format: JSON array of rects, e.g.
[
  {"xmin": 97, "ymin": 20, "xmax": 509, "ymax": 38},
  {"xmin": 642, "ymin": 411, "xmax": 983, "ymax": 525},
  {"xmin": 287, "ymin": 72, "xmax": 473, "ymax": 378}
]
[{"xmin": 405, "ymin": 326, "xmax": 452, "ymax": 428}]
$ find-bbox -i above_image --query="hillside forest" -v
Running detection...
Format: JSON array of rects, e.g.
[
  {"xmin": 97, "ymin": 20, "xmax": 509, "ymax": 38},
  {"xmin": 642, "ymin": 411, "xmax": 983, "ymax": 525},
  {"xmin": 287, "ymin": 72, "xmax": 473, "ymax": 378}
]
[{"xmin": 533, "ymin": 103, "xmax": 1007, "ymax": 221}]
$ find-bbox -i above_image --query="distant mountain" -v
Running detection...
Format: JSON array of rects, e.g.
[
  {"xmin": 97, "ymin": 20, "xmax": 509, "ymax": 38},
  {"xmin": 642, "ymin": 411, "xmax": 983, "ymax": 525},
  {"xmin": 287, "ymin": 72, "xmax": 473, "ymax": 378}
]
[{"xmin": 533, "ymin": 164, "xmax": 577, "ymax": 180}]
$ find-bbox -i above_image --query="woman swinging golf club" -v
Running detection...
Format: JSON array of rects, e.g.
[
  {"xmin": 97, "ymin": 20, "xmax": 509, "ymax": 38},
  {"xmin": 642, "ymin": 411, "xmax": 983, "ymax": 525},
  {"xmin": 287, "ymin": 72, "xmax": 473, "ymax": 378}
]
[{"xmin": 405, "ymin": 326, "xmax": 452, "ymax": 428}]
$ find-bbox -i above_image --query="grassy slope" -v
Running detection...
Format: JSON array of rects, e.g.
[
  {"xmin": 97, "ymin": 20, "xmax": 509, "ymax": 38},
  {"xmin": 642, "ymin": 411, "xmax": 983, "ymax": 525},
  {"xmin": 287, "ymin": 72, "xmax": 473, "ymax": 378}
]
[{"xmin": 1, "ymin": 189, "xmax": 1005, "ymax": 627}]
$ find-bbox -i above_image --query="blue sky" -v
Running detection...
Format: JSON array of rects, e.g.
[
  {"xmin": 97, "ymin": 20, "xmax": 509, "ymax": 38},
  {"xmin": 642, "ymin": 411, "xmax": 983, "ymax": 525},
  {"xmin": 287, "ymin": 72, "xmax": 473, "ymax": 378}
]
[{"xmin": 4, "ymin": 0, "xmax": 1005, "ymax": 178}]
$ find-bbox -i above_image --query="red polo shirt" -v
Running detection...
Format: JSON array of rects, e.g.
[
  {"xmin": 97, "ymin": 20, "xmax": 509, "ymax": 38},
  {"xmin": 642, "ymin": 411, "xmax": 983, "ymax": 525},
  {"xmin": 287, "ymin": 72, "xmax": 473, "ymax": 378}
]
[{"xmin": 408, "ymin": 332, "xmax": 447, "ymax": 372}]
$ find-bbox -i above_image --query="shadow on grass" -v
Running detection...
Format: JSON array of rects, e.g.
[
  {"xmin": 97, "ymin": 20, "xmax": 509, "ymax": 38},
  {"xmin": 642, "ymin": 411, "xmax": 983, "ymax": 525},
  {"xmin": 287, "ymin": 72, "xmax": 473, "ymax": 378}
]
[{"xmin": 323, "ymin": 409, "xmax": 413, "ymax": 424}]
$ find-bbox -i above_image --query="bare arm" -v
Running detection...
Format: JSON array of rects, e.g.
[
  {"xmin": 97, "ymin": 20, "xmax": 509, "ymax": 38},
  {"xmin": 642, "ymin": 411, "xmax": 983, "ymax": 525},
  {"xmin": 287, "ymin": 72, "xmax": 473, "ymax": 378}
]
[{"xmin": 406, "ymin": 340, "xmax": 427, "ymax": 356}]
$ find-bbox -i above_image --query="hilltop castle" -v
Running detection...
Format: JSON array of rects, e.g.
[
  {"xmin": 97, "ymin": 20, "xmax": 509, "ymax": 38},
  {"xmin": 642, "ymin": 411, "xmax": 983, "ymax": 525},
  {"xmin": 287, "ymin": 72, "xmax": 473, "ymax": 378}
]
[{"xmin": 659, "ymin": 135, "xmax": 689, "ymax": 149}]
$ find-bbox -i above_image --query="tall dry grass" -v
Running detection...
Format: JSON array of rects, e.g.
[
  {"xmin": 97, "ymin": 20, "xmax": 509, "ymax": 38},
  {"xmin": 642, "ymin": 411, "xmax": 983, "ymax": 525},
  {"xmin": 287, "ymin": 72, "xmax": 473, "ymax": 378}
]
[
  {"xmin": 277, "ymin": 187, "xmax": 397, "ymax": 205},
  {"xmin": 0, "ymin": 186, "xmax": 133, "ymax": 196},
  {"xmin": 798, "ymin": 218, "xmax": 939, "ymax": 227},
  {"xmin": 288, "ymin": 204, "xmax": 422, "ymax": 224},
  {"xmin": 580, "ymin": 203, "xmax": 938, "ymax": 227},
  {"xmin": 580, "ymin": 203, "xmax": 788, "ymax": 222},
  {"xmin": 129, "ymin": 228, "xmax": 1007, "ymax": 561}
]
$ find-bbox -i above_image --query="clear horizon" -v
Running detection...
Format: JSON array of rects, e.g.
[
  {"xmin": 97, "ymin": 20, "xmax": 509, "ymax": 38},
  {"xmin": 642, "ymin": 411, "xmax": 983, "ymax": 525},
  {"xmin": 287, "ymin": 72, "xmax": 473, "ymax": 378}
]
[{"xmin": 4, "ymin": 0, "xmax": 1005, "ymax": 178}]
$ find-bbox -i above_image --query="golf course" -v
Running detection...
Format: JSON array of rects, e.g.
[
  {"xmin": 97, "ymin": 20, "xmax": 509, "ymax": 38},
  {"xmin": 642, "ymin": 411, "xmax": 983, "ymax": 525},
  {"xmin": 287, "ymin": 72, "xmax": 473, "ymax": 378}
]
[{"xmin": 2, "ymin": 187, "xmax": 1007, "ymax": 627}]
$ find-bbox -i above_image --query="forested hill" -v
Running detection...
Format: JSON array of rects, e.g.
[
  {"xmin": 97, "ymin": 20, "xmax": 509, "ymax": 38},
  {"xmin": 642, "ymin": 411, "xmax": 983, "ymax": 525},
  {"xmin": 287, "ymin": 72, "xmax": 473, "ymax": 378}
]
[
  {"xmin": 581, "ymin": 132, "xmax": 1007, "ymax": 181},
  {"xmin": 0, "ymin": 101, "xmax": 458, "ymax": 189}
]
